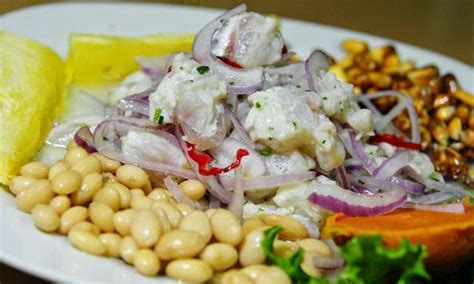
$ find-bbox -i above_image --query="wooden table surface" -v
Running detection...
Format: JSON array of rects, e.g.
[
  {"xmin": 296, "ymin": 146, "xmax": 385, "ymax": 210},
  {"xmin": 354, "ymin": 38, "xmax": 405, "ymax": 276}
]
[{"xmin": 0, "ymin": 0, "xmax": 473, "ymax": 283}]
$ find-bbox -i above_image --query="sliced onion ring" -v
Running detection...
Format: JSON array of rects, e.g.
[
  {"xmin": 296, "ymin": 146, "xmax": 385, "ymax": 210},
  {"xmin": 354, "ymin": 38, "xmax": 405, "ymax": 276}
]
[
  {"xmin": 192, "ymin": 4, "xmax": 264, "ymax": 94},
  {"xmin": 220, "ymin": 172, "xmax": 316, "ymax": 191},
  {"xmin": 93, "ymin": 117, "xmax": 197, "ymax": 179},
  {"xmin": 372, "ymin": 151, "xmax": 413, "ymax": 179},
  {"xmin": 307, "ymin": 180, "xmax": 406, "ymax": 216},
  {"xmin": 305, "ymin": 50, "xmax": 330, "ymax": 93},
  {"xmin": 74, "ymin": 126, "xmax": 97, "ymax": 153},
  {"xmin": 403, "ymin": 203, "xmax": 465, "ymax": 214},
  {"xmin": 164, "ymin": 176, "xmax": 208, "ymax": 210}
]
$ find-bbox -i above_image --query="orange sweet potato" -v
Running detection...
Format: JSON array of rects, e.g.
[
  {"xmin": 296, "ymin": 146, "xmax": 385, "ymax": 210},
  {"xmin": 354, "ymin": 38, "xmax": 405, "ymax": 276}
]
[{"xmin": 322, "ymin": 205, "xmax": 474, "ymax": 272}]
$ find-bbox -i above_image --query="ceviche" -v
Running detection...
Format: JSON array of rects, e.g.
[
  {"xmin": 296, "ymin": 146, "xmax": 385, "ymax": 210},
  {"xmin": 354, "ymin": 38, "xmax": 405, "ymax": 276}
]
[{"xmin": 6, "ymin": 4, "xmax": 474, "ymax": 284}]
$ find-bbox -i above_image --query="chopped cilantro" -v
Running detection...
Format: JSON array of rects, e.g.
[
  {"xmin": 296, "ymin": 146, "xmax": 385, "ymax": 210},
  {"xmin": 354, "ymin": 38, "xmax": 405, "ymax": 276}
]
[
  {"xmin": 196, "ymin": 65, "xmax": 210, "ymax": 74},
  {"xmin": 179, "ymin": 66, "xmax": 184, "ymax": 70},
  {"xmin": 357, "ymin": 179, "xmax": 365, "ymax": 185},
  {"xmin": 256, "ymin": 102, "xmax": 262, "ymax": 109},
  {"xmin": 323, "ymin": 97, "xmax": 328, "ymax": 100},
  {"xmin": 259, "ymin": 148, "xmax": 272, "ymax": 156},
  {"xmin": 292, "ymin": 122, "xmax": 298, "ymax": 129},
  {"xmin": 189, "ymin": 80, "xmax": 194, "ymax": 83},
  {"xmin": 153, "ymin": 108, "xmax": 163, "ymax": 124},
  {"xmin": 229, "ymin": 81, "xmax": 235, "ymax": 85},
  {"xmin": 322, "ymin": 139, "xmax": 326, "ymax": 144},
  {"xmin": 296, "ymin": 84, "xmax": 301, "ymax": 88},
  {"xmin": 430, "ymin": 176, "xmax": 440, "ymax": 182},
  {"xmin": 268, "ymin": 137, "xmax": 273, "ymax": 141},
  {"xmin": 257, "ymin": 207, "xmax": 265, "ymax": 213},
  {"xmin": 268, "ymin": 126, "xmax": 274, "ymax": 131}
]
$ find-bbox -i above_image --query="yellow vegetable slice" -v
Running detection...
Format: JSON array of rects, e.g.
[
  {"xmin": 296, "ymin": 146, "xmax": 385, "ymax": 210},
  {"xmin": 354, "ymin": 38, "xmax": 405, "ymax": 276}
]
[
  {"xmin": 66, "ymin": 33, "xmax": 194, "ymax": 87},
  {"xmin": 0, "ymin": 32, "xmax": 65, "ymax": 184}
]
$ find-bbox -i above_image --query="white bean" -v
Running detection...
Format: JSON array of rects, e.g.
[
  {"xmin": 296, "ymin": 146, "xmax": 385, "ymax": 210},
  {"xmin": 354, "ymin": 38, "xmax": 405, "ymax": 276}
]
[
  {"xmin": 93, "ymin": 186, "xmax": 121, "ymax": 211},
  {"xmin": 31, "ymin": 204, "xmax": 60, "ymax": 232},
  {"xmin": 59, "ymin": 206, "xmax": 88, "ymax": 235},
  {"xmin": 178, "ymin": 210, "xmax": 212, "ymax": 243},
  {"xmin": 255, "ymin": 266, "xmax": 291, "ymax": 284},
  {"xmin": 70, "ymin": 172, "xmax": 103, "ymax": 205},
  {"xmin": 71, "ymin": 156, "xmax": 102, "ymax": 177},
  {"xmin": 152, "ymin": 201, "xmax": 182, "ymax": 228},
  {"xmin": 9, "ymin": 176, "xmax": 36, "ymax": 195},
  {"xmin": 116, "ymin": 165, "xmax": 149, "ymax": 189},
  {"xmin": 239, "ymin": 228, "xmax": 268, "ymax": 266},
  {"xmin": 210, "ymin": 209, "xmax": 243, "ymax": 246},
  {"xmin": 49, "ymin": 195, "xmax": 71, "ymax": 216},
  {"xmin": 89, "ymin": 202, "xmax": 115, "ymax": 232},
  {"xmin": 166, "ymin": 259, "xmax": 213, "ymax": 283},
  {"xmin": 130, "ymin": 210, "xmax": 162, "ymax": 248},
  {"xmin": 133, "ymin": 249, "xmax": 161, "ymax": 276},
  {"xmin": 68, "ymin": 229, "xmax": 105, "ymax": 256},
  {"xmin": 20, "ymin": 161, "xmax": 50, "ymax": 179},
  {"xmin": 48, "ymin": 160, "xmax": 70, "ymax": 180},
  {"xmin": 16, "ymin": 180, "xmax": 54, "ymax": 213},
  {"xmin": 119, "ymin": 236, "xmax": 138, "ymax": 264},
  {"xmin": 155, "ymin": 229, "xmax": 206, "ymax": 260},
  {"xmin": 200, "ymin": 243, "xmax": 238, "ymax": 271},
  {"xmin": 113, "ymin": 209, "xmax": 137, "ymax": 236},
  {"xmin": 99, "ymin": 233, "xmax": 122, "ymax": 257}
]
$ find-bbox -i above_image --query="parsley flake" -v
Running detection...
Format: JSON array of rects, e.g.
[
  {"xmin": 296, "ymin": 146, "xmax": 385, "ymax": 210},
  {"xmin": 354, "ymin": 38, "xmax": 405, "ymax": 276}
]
[
  {"xmin": 153, "ymin": 108, "xmax": 163, "ymax": 124},
  {"xmin": 259, "ymin": 148, "xmax": 272, "ymax": 156},
  {"xmin": 292, "ymin": 122, "xmax": 298, "ymax": 129},
  {"xmin": 196, "ymin": 65, "xmax": 210, "ymax": 74},
  {"xmin": 229, "ymin": 81, "xmax": 235, "ymax": 85},
  {"xmin": 256, "ymin": 102, "xmax": 262, "ymax": 109}
]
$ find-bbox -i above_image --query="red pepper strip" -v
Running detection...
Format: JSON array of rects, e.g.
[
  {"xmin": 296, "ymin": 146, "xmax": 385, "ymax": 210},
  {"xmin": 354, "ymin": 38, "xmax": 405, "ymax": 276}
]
[
  {"xmin": 167, "ymin": 65, "xmax": 173, "ymax": 73},
  {"xmin": 369, "ymin": 134, "xmax": 421, "ymax": 150},
  {"xmin": 186, "ymin": 142, "xmax": 249, "ymax": 176},
  {"xmin": 217, "ymin": 56, "xmax": 242, "ymax": 69}
]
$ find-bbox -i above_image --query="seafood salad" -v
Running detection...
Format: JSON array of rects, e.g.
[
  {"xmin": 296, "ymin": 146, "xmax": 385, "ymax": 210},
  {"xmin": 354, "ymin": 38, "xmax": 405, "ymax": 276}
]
[{"xmin": 11, "ymin": 3, "xmax": 472, "ymax": 283}]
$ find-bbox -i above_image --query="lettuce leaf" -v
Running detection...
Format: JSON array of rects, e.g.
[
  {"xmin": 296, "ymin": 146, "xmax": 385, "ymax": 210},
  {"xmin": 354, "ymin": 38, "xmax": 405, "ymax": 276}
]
[
  {"xmin": 262, "ymin": 226, "xmax": 329, "ymax": 284},
  {"xmin": 336, "ymin": 235, "xmax": 430, "ymax": 284},
  {"xmin": 261, "ymin": 226, "xmax": 430, "ymax": 284}
]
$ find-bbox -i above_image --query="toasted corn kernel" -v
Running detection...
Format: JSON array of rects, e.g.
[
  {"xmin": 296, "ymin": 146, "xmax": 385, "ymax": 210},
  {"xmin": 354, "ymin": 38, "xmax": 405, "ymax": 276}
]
[
  {"xmin": 435, "ymin": 106, "xmax": 455, "ymax": 122},
  {"xmin": 407, "ymin": 66, "xmax": 438, "ymax": 86},
  {"xmin": 456, "ymin": 104, "xmax": 470, "ymax": 122},
  {"xmin": 369, "ymin": 45, "xmax": 396, "ymax": 64},
  {"xmin": 433, "ymin": 94, "xmax": 452, "ymax": 109},
  {"xmin": 342, "ymin": 39, "xmax": 368, "ymax": 54},
  {"xmin": 448, "ymin": 118, "xmax": 462, "ymax": 141},
  {"xmin": 453, "ymin": 91, "xmax": 474, "ymax": 107},
  {"xmin": 432, "ymin": 125, "xmax": 449, "ymax": 145}
]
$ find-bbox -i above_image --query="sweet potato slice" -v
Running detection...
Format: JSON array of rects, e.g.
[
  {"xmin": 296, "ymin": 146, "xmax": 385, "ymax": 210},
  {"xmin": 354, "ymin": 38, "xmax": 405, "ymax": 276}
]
[{"xmin": 322, "ymin": 206, "xmax": 474, "ymax": 272}]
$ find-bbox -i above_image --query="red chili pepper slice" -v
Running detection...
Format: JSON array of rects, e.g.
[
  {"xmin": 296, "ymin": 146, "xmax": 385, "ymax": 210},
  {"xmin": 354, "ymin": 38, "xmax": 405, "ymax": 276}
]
[
  {"xmin": 167, "ymin": 65, "xmax": 173, "ymax": 73},
  {"xmin": 217, "ymin": 56, "xmax": 242, "ymax": 69},
  {"xmin": 369, "ymin": 134, "xmax": 421, "ymax": 150},
  {"xmin": 186, "ymin": 142, "xmax": 249, "ymax": 176}
]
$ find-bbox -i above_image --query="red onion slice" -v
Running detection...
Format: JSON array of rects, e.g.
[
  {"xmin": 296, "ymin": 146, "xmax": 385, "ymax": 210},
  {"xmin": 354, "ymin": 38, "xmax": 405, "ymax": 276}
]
[
  {"xmin": 227, "ymin": 167, "xmax": 245, "ymax": 218},
  {"xmin": 357, "ymin": 91, "xmax": 420, "ymax": 143},
  {"xmin": 338, "ymin": 128, "xmax": 377, "ymax": 174},
  {"xmin": 222, "ymin": 102, "xmax": 254, "ymax": 147},
  {"xmin": 307, "ymin": 180, "xmax": 406, "ymax": 216},
  {"xmin": 404, "ymin": 203, "xmax": 465, "ymax": 214},
  {"xmin": 93, "ymin": 117, "xmax": 197, "ymax": 179},
  {"xmin": 192, "ymin": 4, "xmax": 264, "ymax": 94},
  {"xmin": 113, "ymin": 88, "xmax": 154, "ymax": 117},
  {"xmin": 390, "ymin": 177, "xmax": 425, "ymax": 195},
  {"xmin": 164, "ymin": 176, "xmax": 208, "ymax": 210},
  {"xmin": 372, "ymin": 151, "xmax": 413, "ymax": 179},
  {"xmin": 305, "ymin": 50, "xmax": 330, "ymax": 93},
  {"xmin": 408, "ymin": 191, "xmax": 458, "ymax": 204},
  {"xmin": 74, "ymin": 126, "xmax": 97, "ymax": 153},
  {"xmin": 405, "ymin": 167, "xmax": 473, "ymax": 198},
  {"xmin": 220, "ymin": 172, "xmax": 316, "ymax": 191},
  {"xmin": 334, "ymin": 166, "xmax": 350, "ymax": 189},
  {"xmin": 312, "ymin": 253, "xmax": 344, "ymax": 270}
]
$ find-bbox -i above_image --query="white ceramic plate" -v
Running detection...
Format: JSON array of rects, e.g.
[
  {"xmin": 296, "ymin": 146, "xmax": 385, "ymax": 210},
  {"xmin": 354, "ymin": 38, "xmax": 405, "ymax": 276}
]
[{"xmin": 1, "ymin": 3, "xmax": 473, "ymax": 283}]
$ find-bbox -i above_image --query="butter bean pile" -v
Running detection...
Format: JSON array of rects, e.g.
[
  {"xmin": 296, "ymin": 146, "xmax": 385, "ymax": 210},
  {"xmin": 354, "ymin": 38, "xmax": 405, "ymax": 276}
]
[{"xmin": 9, "ymin": 141, "xmax": 335, "ymax": 283}]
